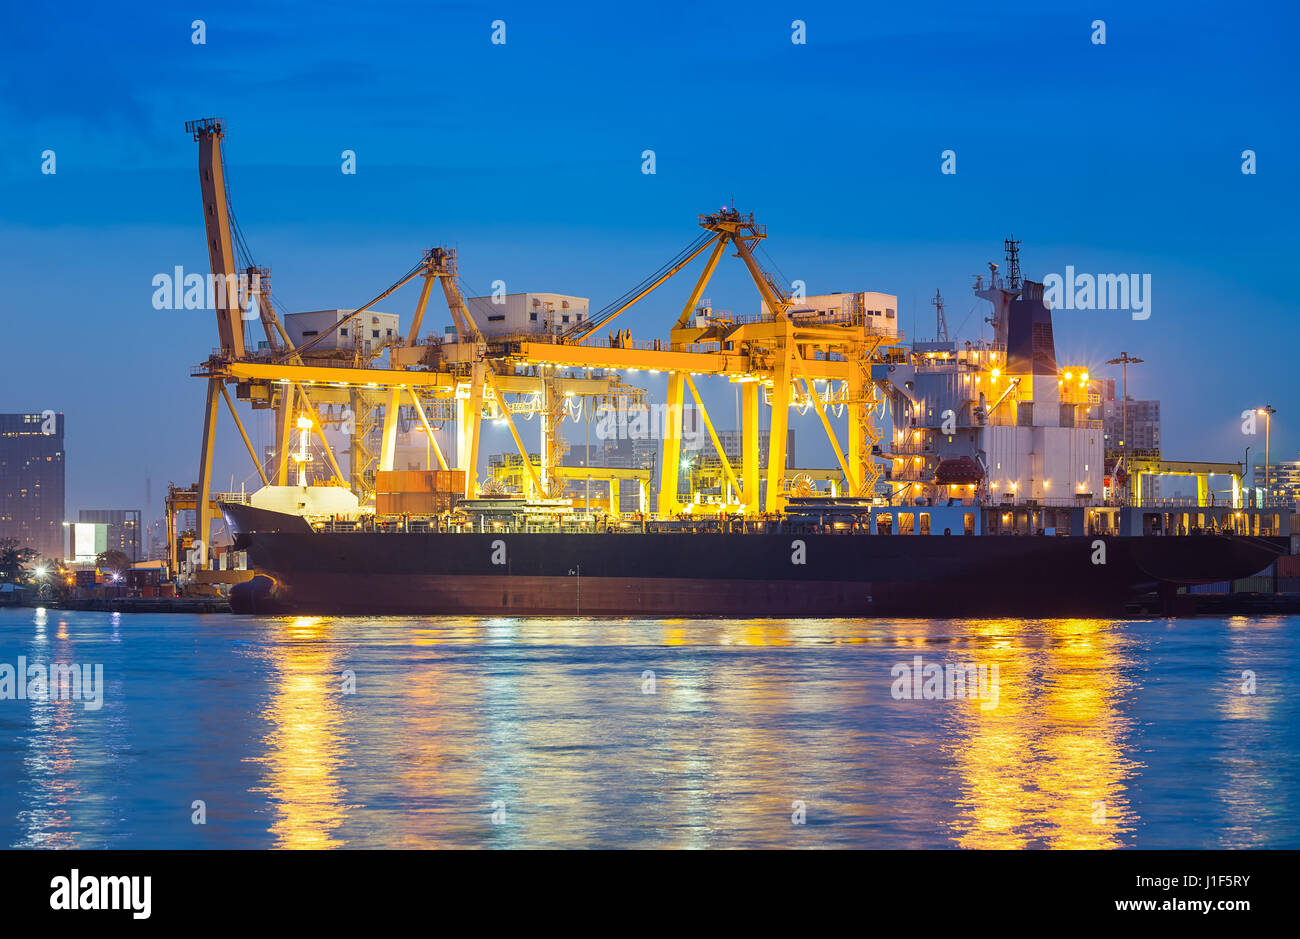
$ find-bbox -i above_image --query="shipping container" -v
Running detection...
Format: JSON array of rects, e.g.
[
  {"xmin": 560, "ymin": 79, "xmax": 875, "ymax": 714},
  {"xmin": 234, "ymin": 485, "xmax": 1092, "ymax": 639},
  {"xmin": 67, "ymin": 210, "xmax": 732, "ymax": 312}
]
[
  {"xmin": 376, "ymin": 491, "xmax": 462, "ymax": 515},
  {"xmin": 375, "ymin": 470, "xmax": 431, "ymax": 493},
  {"xmin": 375, "ymin": 469, "xmax": 466, "ymax": 497},
  {"xmin": 377, "ymin": 493, "xmax": 432, "ymax": 515}
]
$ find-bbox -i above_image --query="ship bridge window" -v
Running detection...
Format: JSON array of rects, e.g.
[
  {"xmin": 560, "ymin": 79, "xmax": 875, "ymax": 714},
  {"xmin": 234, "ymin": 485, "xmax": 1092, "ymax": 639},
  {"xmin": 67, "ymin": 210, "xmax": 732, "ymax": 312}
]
[
  {"xmin": 875, "ymin": 515, "xmax": 893, "ymax": 535},
  {"xmin": 920, "ymin": 512, "xmax": 931, "ymax": 535},
  {"xmin": 898, "ymin": 513, "xmax": 915, "ymax": 535},
  {"xmin": 964, "ymin": 512, "xmax": 975, "ymax": 535}
]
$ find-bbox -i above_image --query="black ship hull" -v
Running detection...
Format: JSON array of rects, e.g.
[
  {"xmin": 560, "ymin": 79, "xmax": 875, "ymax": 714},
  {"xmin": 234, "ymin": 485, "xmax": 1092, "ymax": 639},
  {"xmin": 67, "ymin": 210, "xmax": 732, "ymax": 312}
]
[{"xmin": 221, "ymin": 503, "xmax": 1285, "ymax": 618}]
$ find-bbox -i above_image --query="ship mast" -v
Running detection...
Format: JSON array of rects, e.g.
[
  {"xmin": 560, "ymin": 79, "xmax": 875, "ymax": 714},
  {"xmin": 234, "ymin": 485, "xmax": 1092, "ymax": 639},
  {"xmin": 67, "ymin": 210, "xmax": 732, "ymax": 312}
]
[{"xmin": 931, "ymin": 289, "xmax": 949, "ymax": 342}]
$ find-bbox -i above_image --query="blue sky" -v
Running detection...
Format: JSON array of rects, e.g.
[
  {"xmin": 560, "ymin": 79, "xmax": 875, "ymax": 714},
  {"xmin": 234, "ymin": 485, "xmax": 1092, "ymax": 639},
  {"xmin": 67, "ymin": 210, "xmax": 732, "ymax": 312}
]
[{"xmin": 1, "ymin": 0, "xmax": 1296, "ymax": 519}]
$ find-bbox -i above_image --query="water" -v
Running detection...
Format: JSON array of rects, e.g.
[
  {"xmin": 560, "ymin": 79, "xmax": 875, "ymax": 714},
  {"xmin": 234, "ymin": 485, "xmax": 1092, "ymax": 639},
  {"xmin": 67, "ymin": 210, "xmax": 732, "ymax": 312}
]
[{"xmin": 0, "ymin": 608, "xmax": 1295, "ymax": 849}]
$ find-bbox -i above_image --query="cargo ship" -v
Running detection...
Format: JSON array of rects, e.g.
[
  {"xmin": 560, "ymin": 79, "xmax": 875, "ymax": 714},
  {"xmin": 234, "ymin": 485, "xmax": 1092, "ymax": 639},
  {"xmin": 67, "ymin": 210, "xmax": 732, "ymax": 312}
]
[
  {"xmin": 222, "ymin": 498, "xmax": 1286, "ymax": 617},
  {"xmin": 204, "ymin": 218, "xmax": 1292, "ymax": 618}
]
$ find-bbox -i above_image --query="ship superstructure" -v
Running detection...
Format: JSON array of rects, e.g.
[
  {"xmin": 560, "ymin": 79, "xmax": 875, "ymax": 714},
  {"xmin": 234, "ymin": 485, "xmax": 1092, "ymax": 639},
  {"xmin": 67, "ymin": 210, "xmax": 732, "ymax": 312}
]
[{"xmin": 879, "ymin": 241, "xmax": 1105, "ymax": 533}]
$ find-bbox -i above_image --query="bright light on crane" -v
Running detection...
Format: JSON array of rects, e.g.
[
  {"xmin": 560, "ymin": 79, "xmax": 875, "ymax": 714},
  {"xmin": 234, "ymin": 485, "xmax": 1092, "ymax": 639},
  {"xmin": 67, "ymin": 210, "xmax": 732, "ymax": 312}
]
[{"xmin": 293, "ymin": 414, "xmax": 314, "ymax": 486}]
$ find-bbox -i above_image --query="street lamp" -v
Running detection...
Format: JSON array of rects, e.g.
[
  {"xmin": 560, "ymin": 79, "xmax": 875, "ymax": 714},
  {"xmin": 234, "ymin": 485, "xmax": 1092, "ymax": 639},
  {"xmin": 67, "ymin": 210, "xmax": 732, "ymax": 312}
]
[{"xmin": 1256, "ymin": 405, "xmax": 1276, "ymax": 503}]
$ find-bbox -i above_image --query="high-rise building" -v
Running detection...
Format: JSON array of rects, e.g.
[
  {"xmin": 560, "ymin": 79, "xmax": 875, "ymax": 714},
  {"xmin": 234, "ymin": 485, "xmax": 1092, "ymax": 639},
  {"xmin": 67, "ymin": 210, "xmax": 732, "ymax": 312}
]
[
  {"xmin": 1253, "ymin": 456, "xmax": 1300, "ymax": 504},
  {"xmin": 78, "ymin": 509, "xmax": 142, "ymax": 561},
  {"xmin": 0, "ymin": 412, "xmax": 66, "ymax": 560},
  {"xmin": 147, "ymin": 516, "xmax": 169, "ymax": 562},
  {"xmin": 714, "ymin": 429, "xmax": 796, "ymax": 469},
  {"xmin": 1100, "ymin": 380, "xmax": 1161, "ymax": 453}
]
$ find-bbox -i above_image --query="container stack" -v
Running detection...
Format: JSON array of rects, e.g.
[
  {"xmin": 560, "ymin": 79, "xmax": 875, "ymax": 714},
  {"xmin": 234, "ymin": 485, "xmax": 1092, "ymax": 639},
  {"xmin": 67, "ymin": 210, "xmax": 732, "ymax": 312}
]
[{"xmin": 375, "ymin": 470, "xmax": 466, "ymax": 515}]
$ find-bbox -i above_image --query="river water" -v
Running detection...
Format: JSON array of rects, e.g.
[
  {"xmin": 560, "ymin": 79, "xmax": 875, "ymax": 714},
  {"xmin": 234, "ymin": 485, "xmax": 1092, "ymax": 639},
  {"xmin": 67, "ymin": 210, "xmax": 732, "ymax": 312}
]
[{"xmin": 0, "ymin": 608, "xmax": 1295, "ymax": 849}]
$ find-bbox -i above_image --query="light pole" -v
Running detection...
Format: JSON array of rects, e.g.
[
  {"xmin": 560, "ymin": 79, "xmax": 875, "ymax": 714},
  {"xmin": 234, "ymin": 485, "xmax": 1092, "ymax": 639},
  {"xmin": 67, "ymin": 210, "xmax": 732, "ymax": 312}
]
[
  {"xmin": 1106, "ymin": 352, "xmax": 1143, "ymax": 503},
  {"xmin": 1244, "ymin": 446, "xmax": 1250, "ymax": 508},
  {"xmin": 1257, "ymin": 405, "xmax": 1276, "ymax": 504}
]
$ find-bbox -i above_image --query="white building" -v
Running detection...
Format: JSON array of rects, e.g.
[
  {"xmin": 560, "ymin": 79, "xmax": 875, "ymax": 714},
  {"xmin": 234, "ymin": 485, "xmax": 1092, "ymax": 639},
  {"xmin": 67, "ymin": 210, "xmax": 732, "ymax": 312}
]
[
  {"xmin": 465, "ymin": 293, "xmax": 590, "ymax": 338},
  {"xmin": 760, "ymin": 291, "xmax": 900, "ymax": 336},
  {"xmin": 284, "ymin": 310, "xmax": 400, "ymax": 354}
]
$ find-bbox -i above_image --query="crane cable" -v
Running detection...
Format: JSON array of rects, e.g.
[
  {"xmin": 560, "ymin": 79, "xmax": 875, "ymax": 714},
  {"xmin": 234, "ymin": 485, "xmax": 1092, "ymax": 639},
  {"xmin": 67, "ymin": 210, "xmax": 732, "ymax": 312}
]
[
  {"xmin": 561, "ymin": 230, "xmax": 714, "ymax": 341},
  {"xmin": 281, "ymin": 256, "xmax": 426, "ymax": 360}
]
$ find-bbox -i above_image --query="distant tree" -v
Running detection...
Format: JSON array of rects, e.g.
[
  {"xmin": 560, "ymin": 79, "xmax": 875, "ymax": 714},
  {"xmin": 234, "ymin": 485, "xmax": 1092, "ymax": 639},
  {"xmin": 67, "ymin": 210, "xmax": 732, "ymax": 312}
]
[
  {"xmin": 0, "ymin": 538, "xmax": 37, "ymax": 580},
  {"xmin": 96, "ymin": 549, "xmax": 132, "ymax": 578}
]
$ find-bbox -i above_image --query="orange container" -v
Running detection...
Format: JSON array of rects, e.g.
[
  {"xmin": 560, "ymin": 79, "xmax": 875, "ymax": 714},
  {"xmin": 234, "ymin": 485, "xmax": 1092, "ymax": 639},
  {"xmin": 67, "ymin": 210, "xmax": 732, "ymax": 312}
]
[
  {"xmin": 376, "ymin": 470, "xmax": 437, "ymax": 493},
  {"xmin": 377, "ymin": 492, "xmax": 440, "ymax": 515},
  {"xmin": 1277, "ymin": 554, "xmax": 1300, "ymax": 578}
]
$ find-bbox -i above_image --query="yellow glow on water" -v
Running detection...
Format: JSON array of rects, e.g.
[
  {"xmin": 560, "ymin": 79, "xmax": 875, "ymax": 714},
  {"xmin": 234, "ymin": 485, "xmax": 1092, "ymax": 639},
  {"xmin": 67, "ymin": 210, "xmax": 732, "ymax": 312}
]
[
  {"xmin": 662, "ymin": 626, "xmax": 689, "ymax": 645},
  {"xmin": 257, "ymin": 617, "xmax": 350, "ymax": 849},
  {"xmin": 948, "ymin": 618, "xmax": 1139, "ymax": 849},
  {"xmin": 1033, "ymin": 620, "xmax": 1138, "ymax": 848}
]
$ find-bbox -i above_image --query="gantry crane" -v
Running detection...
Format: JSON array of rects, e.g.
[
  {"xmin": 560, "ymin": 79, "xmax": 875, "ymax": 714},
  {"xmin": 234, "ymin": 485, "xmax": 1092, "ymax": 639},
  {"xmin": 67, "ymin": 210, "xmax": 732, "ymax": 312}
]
[
  {"xmin": 183, "ymin": 122, "xmax": 903, "ymax": 572},
  {"xmin": 507, "ymin": 209, "xmax": 901, "ymax": 513}
]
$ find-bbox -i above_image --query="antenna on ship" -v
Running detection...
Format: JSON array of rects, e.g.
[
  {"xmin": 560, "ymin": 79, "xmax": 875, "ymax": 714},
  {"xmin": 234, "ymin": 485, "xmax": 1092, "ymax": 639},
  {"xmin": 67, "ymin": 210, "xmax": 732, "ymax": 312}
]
[
  {"xmin": 1004, "ymin": 236, "xmax": 1022, "ymax": 291},
  {"xmin": 931, "ymin": 289, "xmax": 949, "ymax": 342}
]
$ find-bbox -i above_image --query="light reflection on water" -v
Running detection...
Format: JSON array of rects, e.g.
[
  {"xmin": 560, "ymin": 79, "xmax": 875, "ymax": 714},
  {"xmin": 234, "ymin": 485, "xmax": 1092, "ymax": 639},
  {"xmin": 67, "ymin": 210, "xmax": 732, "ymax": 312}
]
[
  {"xmin": 250, "ymin": 616, "xmax": 351, "ymax": 849},
  {"xmin": 0, "ymin": 609, "xmax": 1296, "ymax": 849},
  {"xmin": 945, "ymin": 620, "xmax": 1139, "ymax": 848}
]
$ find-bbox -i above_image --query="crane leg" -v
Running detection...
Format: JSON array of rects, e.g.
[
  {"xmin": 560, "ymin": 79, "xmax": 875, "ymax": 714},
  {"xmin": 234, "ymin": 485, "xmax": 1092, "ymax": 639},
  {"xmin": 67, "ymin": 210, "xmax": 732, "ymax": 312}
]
[
  {"xmin": 765, "ymin": 345, "xmax": 791, "ymax": 514},
  {"xmin": 276, "ymin": 385, "xmax": 294, "ymax": 485},
  {"xmin": 195, "ymin": 378, "xmax": 221, "ymax": 571},
  {"xmin": 660, "ymin": 372, "xmax": 685, "ymax": 515},
  {"xmin": 742, "ymin": 381, "xmax": 760, "ymax": 513},
  {"xmin": 379, "ymin": 388, "xmax": 401, "ymax": 473}
]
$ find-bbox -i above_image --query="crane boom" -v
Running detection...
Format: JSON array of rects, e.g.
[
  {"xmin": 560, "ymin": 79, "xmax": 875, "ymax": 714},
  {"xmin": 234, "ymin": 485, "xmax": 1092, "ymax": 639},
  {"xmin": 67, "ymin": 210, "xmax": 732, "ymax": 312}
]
[{"xmin": 185, "ymin": 118, "xmax": 245, "ymax": 358}]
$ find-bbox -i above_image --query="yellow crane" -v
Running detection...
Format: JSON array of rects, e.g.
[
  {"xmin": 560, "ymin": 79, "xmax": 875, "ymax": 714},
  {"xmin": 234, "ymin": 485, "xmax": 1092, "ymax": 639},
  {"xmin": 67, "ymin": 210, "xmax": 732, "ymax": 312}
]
[{"xmin": 182, "ymin": 122, "xmax": 903, "ymax": 572}]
